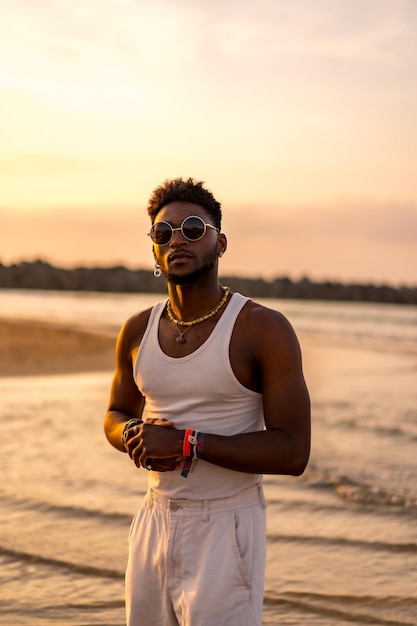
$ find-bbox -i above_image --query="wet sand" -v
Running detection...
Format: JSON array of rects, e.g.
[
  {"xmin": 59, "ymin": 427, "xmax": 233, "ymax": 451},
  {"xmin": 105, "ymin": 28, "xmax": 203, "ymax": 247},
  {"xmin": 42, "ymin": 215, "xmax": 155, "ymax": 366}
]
[{"xmin": 0, "ymin": 319, "xmax": 117, "ymax": 376}]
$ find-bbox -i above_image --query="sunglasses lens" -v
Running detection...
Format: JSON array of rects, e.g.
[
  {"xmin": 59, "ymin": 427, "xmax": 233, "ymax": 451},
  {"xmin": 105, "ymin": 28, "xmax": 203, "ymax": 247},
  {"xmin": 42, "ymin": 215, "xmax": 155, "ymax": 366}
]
[
  {"xmin": 151, "ymin": 222, "xmax": 172, "ymax": 244},
  {"xmin": 182, "ymin": 216, "xmax": 205, "ymax": 240}
]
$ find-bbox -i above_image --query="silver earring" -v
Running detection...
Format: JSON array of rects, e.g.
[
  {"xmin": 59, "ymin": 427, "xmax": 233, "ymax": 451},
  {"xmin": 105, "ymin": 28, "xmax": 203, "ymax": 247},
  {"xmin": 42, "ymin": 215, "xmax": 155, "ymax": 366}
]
[{"xmin": 154, "ymin": 263, "xmax": 162, "ymax": 278}]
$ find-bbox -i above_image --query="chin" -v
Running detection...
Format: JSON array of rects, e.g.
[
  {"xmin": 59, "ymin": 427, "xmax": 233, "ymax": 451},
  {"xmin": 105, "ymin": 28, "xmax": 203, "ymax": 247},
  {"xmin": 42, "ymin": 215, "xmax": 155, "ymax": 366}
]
[
  {"xmin": 167, "ymin": 261, "xmax": 216, "ymax": 286},
  {"xmin": 167, "ymin": 271, "xmax": 200, "ymax": 286}
]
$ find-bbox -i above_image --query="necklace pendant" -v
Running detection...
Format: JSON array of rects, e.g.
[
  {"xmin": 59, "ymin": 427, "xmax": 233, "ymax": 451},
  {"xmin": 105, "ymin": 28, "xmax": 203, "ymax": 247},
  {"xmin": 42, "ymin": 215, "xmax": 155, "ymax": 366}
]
[{"xmin": 176, "ymin": 335, "xmax": 186, "ymax": 345}]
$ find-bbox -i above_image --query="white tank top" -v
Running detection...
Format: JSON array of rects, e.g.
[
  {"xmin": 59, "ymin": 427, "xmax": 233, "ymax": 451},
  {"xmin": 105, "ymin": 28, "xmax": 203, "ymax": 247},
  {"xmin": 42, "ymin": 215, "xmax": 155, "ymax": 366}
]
[{"xmin": 134, "ymin": 292, "xmax": 264, "ymax": 499}]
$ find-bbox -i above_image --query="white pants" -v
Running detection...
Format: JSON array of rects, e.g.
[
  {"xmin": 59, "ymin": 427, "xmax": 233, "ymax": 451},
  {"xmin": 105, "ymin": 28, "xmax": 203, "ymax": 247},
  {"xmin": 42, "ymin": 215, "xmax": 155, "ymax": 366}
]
[{"xmin": 125, "ymin": 483, "xmax": 267, "ymax": 626}]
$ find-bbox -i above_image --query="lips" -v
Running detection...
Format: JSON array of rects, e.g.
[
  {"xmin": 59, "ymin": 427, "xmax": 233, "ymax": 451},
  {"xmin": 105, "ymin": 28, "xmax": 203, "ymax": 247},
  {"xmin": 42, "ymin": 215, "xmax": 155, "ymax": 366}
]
[{"xmin": 168, "ymin": 252, "xmax": 193, "ymax": 263}]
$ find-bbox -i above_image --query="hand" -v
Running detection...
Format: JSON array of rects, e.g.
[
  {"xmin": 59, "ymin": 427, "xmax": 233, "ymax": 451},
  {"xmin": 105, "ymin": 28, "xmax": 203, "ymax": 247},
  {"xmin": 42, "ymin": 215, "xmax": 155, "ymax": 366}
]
[
  {"xmin": 139, "ymin": 418, "xmax": 181, "ymax": 472},
  {"xmin": 124, "ymin": 417, "xmax": 173, "ymax": 456},
  {"xmin": 125, "ymin": 418, "xmax": 184, "ymax": 470},
  {"xmin": 145, "ymin": 456, "xmax": 183, "ymax": 472}
]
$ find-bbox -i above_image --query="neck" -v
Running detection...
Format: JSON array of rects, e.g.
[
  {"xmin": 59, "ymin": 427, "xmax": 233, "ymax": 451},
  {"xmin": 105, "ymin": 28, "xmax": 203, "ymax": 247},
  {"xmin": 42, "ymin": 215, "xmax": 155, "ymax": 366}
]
[{"xmin": 167, "ymin": 281, "xmax": 226, "ymax": 322}]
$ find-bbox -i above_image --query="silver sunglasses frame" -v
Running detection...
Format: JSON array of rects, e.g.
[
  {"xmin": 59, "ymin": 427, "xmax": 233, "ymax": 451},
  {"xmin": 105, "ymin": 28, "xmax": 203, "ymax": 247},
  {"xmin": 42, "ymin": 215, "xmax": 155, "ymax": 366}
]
[{"xmin": 148, "ymin": 215, "xmax": 219, "ymax": 245}]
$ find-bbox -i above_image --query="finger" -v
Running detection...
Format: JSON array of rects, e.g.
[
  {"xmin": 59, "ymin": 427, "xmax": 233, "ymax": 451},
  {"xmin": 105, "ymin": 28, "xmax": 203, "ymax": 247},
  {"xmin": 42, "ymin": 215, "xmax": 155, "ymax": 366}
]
[
  {"xmin": 138, "ymin": 448, "xmax": 150, "ymax": 468},
  {"xmin": 133, "ymin": 446, "xmax": 144, "ymax": 468},
  {"xmin": 145, "ymin": 418, "xmax": 174, "ymax": 427},
  {"xmin": 126, "ymin": 434, "xmax": 141, "ymax": 459},
  {"xmin": 129, "ymin": 436, "xmax": 145, "ymax": 467},
  {"xmin": 124, "ymin": 424, "xmax": 141, "ymax": 456},
  {"xmin": 147, "ymin": 458, "xmax": 182, "ymax": 472}
]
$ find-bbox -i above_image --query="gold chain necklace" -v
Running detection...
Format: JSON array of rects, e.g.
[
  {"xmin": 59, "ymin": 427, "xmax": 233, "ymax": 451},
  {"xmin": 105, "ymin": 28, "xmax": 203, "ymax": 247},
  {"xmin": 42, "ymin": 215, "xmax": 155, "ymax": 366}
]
[{"xmin": 167, "ymin": 287, "xmax": 231, "ymax": 330}]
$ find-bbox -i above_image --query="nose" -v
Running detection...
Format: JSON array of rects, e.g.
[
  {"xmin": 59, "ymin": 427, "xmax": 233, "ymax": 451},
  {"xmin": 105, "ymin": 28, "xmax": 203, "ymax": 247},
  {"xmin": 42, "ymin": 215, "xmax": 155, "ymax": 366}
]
[{"xmin": 169, "ymin": 227, "xmax": 187, "ymax": 246}]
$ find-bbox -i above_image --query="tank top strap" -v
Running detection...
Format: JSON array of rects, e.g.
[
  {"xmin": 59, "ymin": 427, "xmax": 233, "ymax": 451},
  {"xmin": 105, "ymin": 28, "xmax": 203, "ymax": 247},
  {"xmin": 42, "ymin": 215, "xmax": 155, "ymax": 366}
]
[
  {"xmin": 216, "ymin": 292, "xmax": 250, "ymax": 337},
  {"xmin": 137, "ymin": 299, "xmax": 166, "ymax": 354}
]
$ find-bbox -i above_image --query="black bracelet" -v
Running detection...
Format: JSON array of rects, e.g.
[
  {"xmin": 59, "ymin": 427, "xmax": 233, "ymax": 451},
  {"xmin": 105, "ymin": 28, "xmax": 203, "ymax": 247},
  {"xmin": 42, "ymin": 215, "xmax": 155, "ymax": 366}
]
[{"xmin": 121, "ymin": 418, "xmax": 143, "ymax": 446}]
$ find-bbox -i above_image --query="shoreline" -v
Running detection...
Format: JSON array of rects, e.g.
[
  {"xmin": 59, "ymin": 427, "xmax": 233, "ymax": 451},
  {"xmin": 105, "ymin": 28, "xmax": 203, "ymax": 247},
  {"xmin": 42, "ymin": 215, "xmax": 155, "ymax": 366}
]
[
  {"xmin": 0, "ymin": 318, "xmax": 116, "ymax": 377},
  {"xmin": 1, "ymin": 314, "xmax": 415, "ymax": 378},
  {"xmin": 1, "ymin": 262, "xmax": 416, "ymax": 304}
]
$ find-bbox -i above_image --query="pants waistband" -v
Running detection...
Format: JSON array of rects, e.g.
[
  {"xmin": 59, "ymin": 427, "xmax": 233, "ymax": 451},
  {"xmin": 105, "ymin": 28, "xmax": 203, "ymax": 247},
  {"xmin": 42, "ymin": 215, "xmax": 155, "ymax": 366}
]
[{"xmin": 146, "ymin": 483, "xmax": 266, "ymax": 518}]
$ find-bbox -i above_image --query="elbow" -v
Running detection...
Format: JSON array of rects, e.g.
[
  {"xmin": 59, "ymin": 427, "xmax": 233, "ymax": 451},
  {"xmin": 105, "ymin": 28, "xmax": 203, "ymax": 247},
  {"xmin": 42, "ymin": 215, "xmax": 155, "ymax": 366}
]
[
  {"xmin": 290, "ymin": 444, "xmax": 310, "ymax": 477},
  {"xmin": 103, "ymin": 410, "xmax": 124, "ymax": 449},
  {"xmin": 291, "ymin": 460, "xmax": 308, "ymax": 477},
  {"xmin": 103, "ymin": 412, "xmax": 113, "ymax": 443}
]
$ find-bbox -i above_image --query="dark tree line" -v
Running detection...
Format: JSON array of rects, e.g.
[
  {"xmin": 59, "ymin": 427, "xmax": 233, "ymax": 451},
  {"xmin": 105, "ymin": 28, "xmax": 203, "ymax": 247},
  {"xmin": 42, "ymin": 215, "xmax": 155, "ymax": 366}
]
[{"xmin": 0, "ymin": 259, "xmax": 416, "ymax": 304}]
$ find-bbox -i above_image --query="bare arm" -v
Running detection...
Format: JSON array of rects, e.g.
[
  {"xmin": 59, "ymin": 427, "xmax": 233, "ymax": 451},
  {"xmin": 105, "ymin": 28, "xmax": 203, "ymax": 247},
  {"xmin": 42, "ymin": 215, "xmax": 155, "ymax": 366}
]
[
  {"xmin": 198, "ymin": 305, "xmax": 311, "ymax": 474},
  {"xmin": 104, "ymin": 313, "xmax": 148, "ymax": 452},
  {"xmin": 104, "ymin": 312, "xmax": 182, "ymax": 471}
]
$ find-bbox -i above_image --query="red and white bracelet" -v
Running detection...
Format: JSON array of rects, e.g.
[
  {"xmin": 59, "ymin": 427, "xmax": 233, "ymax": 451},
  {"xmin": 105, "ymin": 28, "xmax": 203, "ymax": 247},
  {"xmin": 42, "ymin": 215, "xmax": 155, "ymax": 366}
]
[{"xmin": 181, "ymin": 428, "xmax": 205, "ymax": 477}]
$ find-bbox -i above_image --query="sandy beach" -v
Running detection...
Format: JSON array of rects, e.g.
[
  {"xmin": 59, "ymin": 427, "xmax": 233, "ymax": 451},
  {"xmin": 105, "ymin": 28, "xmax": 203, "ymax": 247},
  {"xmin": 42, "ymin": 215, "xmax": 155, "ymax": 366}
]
[
  {"xmin": 0, "ymin": 318, "xmax": 117, "ymax": 376},
  {"xmin": 0, "ymin": 317, "xmax": 315, "ymax": 379}
]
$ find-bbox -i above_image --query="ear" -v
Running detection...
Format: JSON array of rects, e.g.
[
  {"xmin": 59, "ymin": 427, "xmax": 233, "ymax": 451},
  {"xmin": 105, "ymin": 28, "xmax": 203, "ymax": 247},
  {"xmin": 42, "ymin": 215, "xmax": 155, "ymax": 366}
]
[{"xmin": 217, "ymin": 233, "xmax": 227, "ymax": 257}]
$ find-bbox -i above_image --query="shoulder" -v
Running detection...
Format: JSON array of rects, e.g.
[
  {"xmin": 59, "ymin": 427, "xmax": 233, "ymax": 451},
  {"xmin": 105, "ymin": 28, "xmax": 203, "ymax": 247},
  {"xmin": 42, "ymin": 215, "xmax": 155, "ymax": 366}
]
[
  {"xmin": 116, "ymin": 305, "xmax": 157, "ymax": 357},
  {"xmin": 238, "ymin": 298, "xmax": 296, "ymax": 337},
  {"xmin": 229, "ymin": 297, "xmax": 304, "ymax": 392},
  {"xmin": 236, "ymin": 298, "xmax": 302, "ymax": 361}
]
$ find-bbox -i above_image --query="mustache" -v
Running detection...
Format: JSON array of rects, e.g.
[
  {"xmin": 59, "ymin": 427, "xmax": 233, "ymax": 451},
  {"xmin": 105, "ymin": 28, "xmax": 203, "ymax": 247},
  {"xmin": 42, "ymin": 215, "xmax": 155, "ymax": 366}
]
[{"xmin": 168, "ymin": 251, "xmax": 194, "ymax": 262}]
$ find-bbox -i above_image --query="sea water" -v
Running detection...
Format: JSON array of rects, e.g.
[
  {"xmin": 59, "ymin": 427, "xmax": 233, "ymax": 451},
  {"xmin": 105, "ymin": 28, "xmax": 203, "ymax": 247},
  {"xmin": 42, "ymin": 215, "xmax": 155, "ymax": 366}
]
[{"xmin": 0, "ymin": 289, "xmax": 416, "ymax": 625}]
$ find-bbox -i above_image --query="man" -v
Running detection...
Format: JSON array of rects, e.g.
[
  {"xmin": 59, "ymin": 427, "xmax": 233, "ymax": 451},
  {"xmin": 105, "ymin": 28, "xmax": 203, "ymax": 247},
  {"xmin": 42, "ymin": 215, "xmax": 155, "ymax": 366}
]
[{"xmin": 104, "ymin": 177, "xmax": 310, "ymax": 626}]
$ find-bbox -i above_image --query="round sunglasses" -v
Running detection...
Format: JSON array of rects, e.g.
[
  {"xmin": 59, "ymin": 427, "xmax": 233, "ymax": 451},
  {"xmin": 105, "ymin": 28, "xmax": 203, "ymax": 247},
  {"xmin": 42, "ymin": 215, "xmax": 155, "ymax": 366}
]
[{"xmin": 148, "ymin": 215, "xmax": 219, "ymax": 246}]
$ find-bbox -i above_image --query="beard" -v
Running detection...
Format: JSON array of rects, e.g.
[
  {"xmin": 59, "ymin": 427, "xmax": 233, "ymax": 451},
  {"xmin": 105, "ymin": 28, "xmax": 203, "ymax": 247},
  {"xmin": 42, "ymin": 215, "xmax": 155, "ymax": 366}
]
[{"xmin": 165, "ymin": 246, "xmax": 218, "ymax": 286}]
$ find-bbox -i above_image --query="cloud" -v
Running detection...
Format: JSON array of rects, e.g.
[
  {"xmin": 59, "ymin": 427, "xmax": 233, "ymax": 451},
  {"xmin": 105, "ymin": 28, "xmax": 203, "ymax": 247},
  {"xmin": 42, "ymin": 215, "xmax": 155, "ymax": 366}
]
[
  {"xmin": 0, "ymin": 0, "xmax": 416, "ymax": 264},
  {"xmin": 221, "ymin": 199, "xmax": 417, "ymax": 284},
  {"xmin": 226, "ymin": 199, "xmax": 417, "ymax": 244}
]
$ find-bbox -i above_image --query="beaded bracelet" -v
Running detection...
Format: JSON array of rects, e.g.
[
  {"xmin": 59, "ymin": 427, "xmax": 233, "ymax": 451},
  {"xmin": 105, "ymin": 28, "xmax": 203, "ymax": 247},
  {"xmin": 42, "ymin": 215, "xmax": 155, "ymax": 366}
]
[{"xmin": 121, "ymin": 418, "xmax": 143, "ymax": 446}]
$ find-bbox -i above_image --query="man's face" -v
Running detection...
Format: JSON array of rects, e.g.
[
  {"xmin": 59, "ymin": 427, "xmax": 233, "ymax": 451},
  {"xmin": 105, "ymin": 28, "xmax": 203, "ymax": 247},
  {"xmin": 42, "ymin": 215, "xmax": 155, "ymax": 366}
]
[{"xmin": 152, "ymin": 201, "xmax": 221, "ymax": 285}]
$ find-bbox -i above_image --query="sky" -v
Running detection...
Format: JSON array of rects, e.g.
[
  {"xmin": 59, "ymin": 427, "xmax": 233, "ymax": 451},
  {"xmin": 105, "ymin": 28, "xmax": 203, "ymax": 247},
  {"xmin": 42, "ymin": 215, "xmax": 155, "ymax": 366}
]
[{"xmin": 1, "ymin": 0, "xmax": 416, "ymax": 285}]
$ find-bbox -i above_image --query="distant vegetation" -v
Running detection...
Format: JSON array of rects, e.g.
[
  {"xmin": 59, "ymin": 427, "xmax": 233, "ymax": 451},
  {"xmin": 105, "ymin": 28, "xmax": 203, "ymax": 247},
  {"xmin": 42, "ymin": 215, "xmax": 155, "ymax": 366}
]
[{"xmin": 0, "ymin": 259, "xmax": 416, "ymax": 304}]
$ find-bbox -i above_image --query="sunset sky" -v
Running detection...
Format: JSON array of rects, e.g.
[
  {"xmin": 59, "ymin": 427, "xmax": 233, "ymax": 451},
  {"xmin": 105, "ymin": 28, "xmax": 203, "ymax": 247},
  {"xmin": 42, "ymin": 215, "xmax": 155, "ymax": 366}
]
[{"xmin": 1, "ymin": 0, "xmax": 416, "ymax": 285}]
